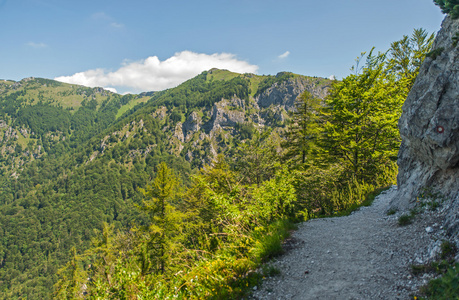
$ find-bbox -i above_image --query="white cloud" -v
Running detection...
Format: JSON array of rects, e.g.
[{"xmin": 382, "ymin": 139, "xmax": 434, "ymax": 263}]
[
  {"xmin": 91, "ymin": 12, "xmax": 125, "ymax": 30},
  {"xmin": 27, "ymin": 42, "xmax": 47, "ymax": 48},
  {"xmin": 110, "ymin": 22, "xmax": 124, "ymax": 29},
  {"xmin": 328, "ymin": 75, "xmax": 336, "ymax": 80},
  {"xmin": 55, "ymin": 51, "xmax": 259, "ymax": 93},
  {"xmin": 103, "ymin": 87, "xmax": 118, "ymax": 93},
  {"xmin": 91, "ymin": 12, "xmax": 110, "ymax": 21},
  {"xmin": 278, "ymin": 51, "xmax": 290, "ymax": 59}
]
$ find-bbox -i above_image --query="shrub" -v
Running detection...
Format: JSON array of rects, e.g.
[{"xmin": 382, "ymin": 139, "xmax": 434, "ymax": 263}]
[
  {"xmin": 398, "ymin": 214, "xmax": 414, "ymax": 226},
  {"xmin": 420, "ymin": 263, "xmax": 459, "ymax": 299},
  {"xmin": 440, "ymin": 241, "xmax": 457, "ymax": 260},
  {"xmin": 386, "ymin": 208, "xmax": 398, "ymax": 215},
  {"xmin": 434, "ymin": 0, "xmax": 459, "ymax": 19}
]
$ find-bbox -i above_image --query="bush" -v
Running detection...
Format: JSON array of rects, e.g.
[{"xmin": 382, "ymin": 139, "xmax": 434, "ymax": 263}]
[
  {"xmin": 420, "ymin": 263, "xmax": 459, "ymax": 299},
  {"xmin": 398, "ymin": 214, "xmax": 414, "ymax": 226},
  {"xmin": 434, "ymin": 0, "xmax": 459, "ymax": 19}
]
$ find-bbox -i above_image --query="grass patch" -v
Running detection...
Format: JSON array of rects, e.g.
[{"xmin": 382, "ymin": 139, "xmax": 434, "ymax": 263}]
[
  {"xmin": 330, "ymin": 186, "xmax": 392, "ymax": 217},
  {"xmin": 425, "ymin": 47, "xmax": 444, "ymax": 60},
  {"xmin": 116, "ymin": 96, "xmax": 150, "ymax": 119},
  {"xmin": 251, "ymin": 219, "xmax": 297, "ymax": 263},
  {"xmin": 411, "ymin": 260, "xmax": 452, "ymax": 276},
  {"xmin": 176, "ymin": 219, "xmax": 295, "ymax": 299},
  {"xmin": 398, "ymin": 214, "xmax": 414, "ymax": 226},
  {"xmin": 440, "ymin": 241, "xmax": 457, "ymax": 260},
  {"xmin": 412, "ymin": 240, "xmax": 458, "ymax": 299},
  {"xmin": 386, "ymin": 208, "xmax": 398, "ymax": 215},
  {"xmin": 261, "ymin": 265, "xmax": 281, "ymax": 277},
  {"xmin": 419, "ymin": 263, "xmax": 459, "ymax": 299}
]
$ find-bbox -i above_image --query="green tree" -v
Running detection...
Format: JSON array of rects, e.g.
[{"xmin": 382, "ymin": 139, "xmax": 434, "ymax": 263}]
[
  {"xmin": 387, "ymin": 28, "xmax": 435, "ymax": 87},
  {"xmin": 87, "ymin": 222, "xmax": 117, "ymax": 288},
  {"xmin": 319, "ymin": 29, "xmax": 433, "ymax": 183},
  {"xmin": 137, "ymin": 162, "xmax": 184, "ymax": 275},
  {"xmin": 320, "ymin": 52, "xmax": 401, "ymax": 182},
  {"xmin": 434, "ymin": 0, "xmax": 459, "ymax": 19},
  {"xmin": 233, "ymin": 129, "xmax": 280, "ymax": 186},
  {"xmin": 283, "ymin": 90, "xmax": 322, "ymax": 166},
  {"xmin": 53, "ymin": 247, "xmax": 86, "ymax": 300}
]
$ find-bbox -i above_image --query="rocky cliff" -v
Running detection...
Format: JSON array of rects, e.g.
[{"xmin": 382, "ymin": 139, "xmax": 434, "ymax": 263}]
[
  {"xmin": 393, "ymin": 16, "xmax": 459, "ymax": 243},
  {"xmin": 256, "ymin": 76, "xmax": 330, "ymax": 111}
]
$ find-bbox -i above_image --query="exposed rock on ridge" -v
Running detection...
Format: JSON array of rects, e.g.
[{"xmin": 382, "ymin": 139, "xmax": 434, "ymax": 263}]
[
  {"xmin": 256, "ymin": 77, "xmax": 329, "ymax": 111},
  {"xmin": 394, "ymin": 16, "xmax": 459, "ymax": 244}
]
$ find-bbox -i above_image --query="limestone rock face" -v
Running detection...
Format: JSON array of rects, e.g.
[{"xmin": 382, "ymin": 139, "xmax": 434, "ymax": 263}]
[
  {"xmin": 208, "ymin": 98, "xmax": 245, "ymax": 129},
  {"xmin": 394, "ymin": 16, "xmax": 459, "ymax": 242},
  {"xmin": 256, "ymin": 77, "xmax": 330, "ymax": 111},
  {"xmin": 182, "ymin": 111, "xmax": 201, "ymax": 141},
  {"xmin": 174, "ymin": 122, "xmax": 184, "ymax": 142}
]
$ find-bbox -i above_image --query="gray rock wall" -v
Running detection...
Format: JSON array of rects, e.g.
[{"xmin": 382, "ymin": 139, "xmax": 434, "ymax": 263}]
[
  {"xmin": 256, "ymin": 77, "xmax": 330, "ymax": 111},
  {"xmin": 394, "ymin": 16, "xmax": 459, "ymax": 242}
]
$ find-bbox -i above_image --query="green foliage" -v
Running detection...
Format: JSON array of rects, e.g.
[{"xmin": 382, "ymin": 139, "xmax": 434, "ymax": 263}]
[
  {"xmin": 426, "ymin": 47, "xmax": 445, "ymax": 60},
  {"xmin": 331, "ymin": 186, "xmax": 391, "ymax": 217},
  {"xmin": 398, "ymin": 213, "xmax": 415, "ymax": 226},
  {"xmin": 53, "ymin": 157, "xmax": 298, "ymax": 299},
  {"xmin": 440, "ymin": 241, "xmax": 457, "ymax": 260},
  {"xmin": 420, "ymin": 263, "xmax": 459, "ymax": 299},
  {"xmin": 283, "ymin": 90, "xmax": 322, "ymax": 166},
  {"xmin": 15, "ymin": 103, "xmax": 72, "ymax": 135},
  {"xmin": 154, "ymin": 71, "xmax": 250, "ymax": 110},
  {"xmin": 235, "ymin": 122, "xmax": 256, "ymax": 140},
  {"xmin": 280, "ymin": 29, "xmax": 432, "ymax": 218},
  {"xmin": 434, "ymin": 0, "xmax": 459, "ymax": 19},
  {"xmin": 53, "ymin": 247, "xmax": 86, "ymax": 300},
  {"xmin": 414, "ymin": 187, "xmax": 445, "ymax": 212},
  {"xmin": 320, "ymin": 29, "xmax": 432, "ymax": 184},
  {"xmin": 233, "ymin": 129, "xmax": 280, "ymax": 186},
  {"xmin": 388, "ymin": 28, "xmax": 435, "ymax": 87},
  {"xmin": 137, "ymin": 162, "xmax": 185, "ymax": 275},
  {"xmin": 412, "ymin": 240, "xmax": 457, "ymax": 300},
  {"xmin": 293, "ymin": 164, "xmax": 395, "ymax": 218},
  {"xmin": 261, "ymin": 264, "xmax": 281, "ymax": 277},
  {"xmin": 321, "ymin": 52, "xmax": 404, "ymax": 183},
  {"xmin": 386, "ymin": 208, "xmax": 398, "ymax": 215},
  {"xmin": 453, "ymin": 32, "xmax": 459, "ymax": 46}
]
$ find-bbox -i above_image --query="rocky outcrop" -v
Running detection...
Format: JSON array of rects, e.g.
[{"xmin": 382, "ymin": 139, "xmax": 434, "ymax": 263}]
[
  {"xmin": 152, "ymin": 106, "xmax": 167, "ymax": 121},
  {"xmin": 393, "ymin": 16, "xmax": 459, "ymax": 243},
  {"xmin": 206, "ymin": 98, "xmax": 246, "ymax": 131},
  {"xmin": 182, "ymin": 111, "xmax": 201, "ymax": 141},
  {"xmin": 174, "ymin": 122, "xmax": 185, "ymax": 142},
  {"xmin": 256, "ymin": 76, "xmax": 330, "ymax": 111}
]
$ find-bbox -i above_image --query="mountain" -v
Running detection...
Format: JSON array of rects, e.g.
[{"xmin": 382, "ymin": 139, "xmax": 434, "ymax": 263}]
[{"xmin": 0, "ymin": 70, "xmax": 331, "ymax": 299}]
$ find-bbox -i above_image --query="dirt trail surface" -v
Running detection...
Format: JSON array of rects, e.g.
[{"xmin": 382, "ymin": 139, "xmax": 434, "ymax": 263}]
[{"xmin": 251, "ymin": 186, "xmax": 447, "ymax": 300}]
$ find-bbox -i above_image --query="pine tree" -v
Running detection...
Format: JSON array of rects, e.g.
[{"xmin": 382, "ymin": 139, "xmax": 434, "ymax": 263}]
[
  {"xmin": 433, "ymin": 0, "xmax": 459, "ymax": 19},
  {"xmin": 137, "ymin": 162, "xmax": 184, "ymax": 275},
  {"xmin": 88, "ymin": 222, "xmax": 117, "ymax": 286},
  {"xmin": 53, "ymin": 247, "xmax": 87, "ymax": 300},
  {"xmin": 283, "ymin": 90, "xmax": 322, "ymax": 167},
  {"xmin": 387, "ymin": 28, "xmax": 434, "ymax": 87},
  {"xmin": 233, "ymin": 129, "xmax": 280, "ymax": 186}
]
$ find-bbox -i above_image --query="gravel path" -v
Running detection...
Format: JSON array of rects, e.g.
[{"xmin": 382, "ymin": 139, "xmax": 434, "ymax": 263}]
[{"xmin": 251, "ymin": 186, "xmax": 446, "ymax": 300}]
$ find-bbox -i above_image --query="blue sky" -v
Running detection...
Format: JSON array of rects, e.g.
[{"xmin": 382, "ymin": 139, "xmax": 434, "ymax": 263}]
[{"xmin": 0, "ymin": 0, "xmax": 445, "ymax": 94}]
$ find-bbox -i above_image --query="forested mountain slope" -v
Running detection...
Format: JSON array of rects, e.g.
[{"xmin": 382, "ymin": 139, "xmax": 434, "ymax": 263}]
[{"xmin": 0, "ymin": 70, "xmax": 330, "ymax": 299}]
